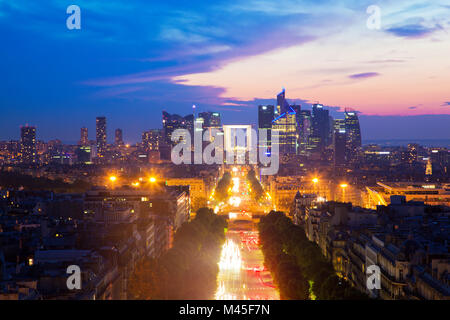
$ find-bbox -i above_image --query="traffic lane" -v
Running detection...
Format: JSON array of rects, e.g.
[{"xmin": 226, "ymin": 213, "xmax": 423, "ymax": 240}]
[{"xmin": 214, "ymin": 228, "xmax": 279, "ymax": 300}]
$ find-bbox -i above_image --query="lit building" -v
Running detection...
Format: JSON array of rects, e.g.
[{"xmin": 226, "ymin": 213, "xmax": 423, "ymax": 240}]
[
  {"xmin": 429, "ymin": 148, "xmax": 450, "ymax": 177},
  {"xmin": 272, "ymin": 90, "xmax": 297, "ymax": 156},
  {"xmin": 366, "ymin": 182, "xmax": 450, "ymax": 208},
  {"xmin": 425, "ymin": 158, "xmax": 433, "ymax": 176},
  {"xmin": 142, "ymin": 129, "xmax": 160, "ymax": 152},
  {"xmin": 115, "ymin": 128, "xmax": 124, "ymax": 146},
  {"xmin": 198, "ymin": 111, "xmax": 222, "ymax": 143},
  {"xmin": 272, "ymin": 109, "xmax": 297, "ymax": 156},
  {"xmin": 165, "ymin": 178, "xmax": 207, "ymax": 211},
  {"xmin": 268, "ymin": 175, "xmax": 332, "ymax": 212},
  {"xmin": 85, "ymin": 185, "xmax": 190, "ymax": 255},
  {"xmin": 76, "ymin": 146, "xmax": 93, "ymax": 164},
  {"xmin": 96, "ymin": 116, "xmax": 107, "ymax": 158},
  {"xmin": 297, "ymin": 110, "xmax": 312, "ymax": 156},
  {"xmin": 333, "ymin": 119, "xmax": 346, "ymax": 167},
  {"xmin": 258, "ymin": 105, "xmax": 274, "ymax": 154},
  {"xmin": 20, "ymin": 125, "xmax": 37, "ymax": 164},
  {"xmin": 79, "ymin": 127, "xmax": 89, "ymax": 146},
  {"xmin": 407, "ymin": 143, "xmax": 419, "ymax": 164},
  {"xmin": 345, "ymin": 111, "xmax": 362, "ymax": 164},
  {"xmin": 198, "ymin": 111, "xmax": 221, "ymax": 128},
  {"xmin": 277, "ymin": 88, "xmax": 290, "ymax": 114},
  {"xmin": 310, "ymin": 104, "xmax": 330, "ymax": 154},
  {"xmin": 162, "ymin": 111, "xmax": 194, "ymax": 146}
]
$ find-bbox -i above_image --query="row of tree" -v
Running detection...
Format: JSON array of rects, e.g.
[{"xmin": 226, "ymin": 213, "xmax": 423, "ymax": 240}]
[
  {"xmin": 214, "ymin": 171, "xmax": 232, "ymax": 202},
  {"xmin": 127, "ymin": 208, "xmax": 227, "ymax": 299},
  {"xmin": 258, "ymin": 211, "xmax": 369, "ymax": 300},
  {"xmin": 0, "ymin": 170, "xmax": 91, "ymax": 193},
  {"xmin": 246, "ymin": 169, "xmax": 264, "ymax": 202}
]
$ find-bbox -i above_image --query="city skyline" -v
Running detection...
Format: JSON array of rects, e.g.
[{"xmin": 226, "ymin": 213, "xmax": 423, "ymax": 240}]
[
  {"xmin": 1, "ymin": 1, "xmax": 450, "ymax": 142},
  {"xmin": 1, "ymin": 0, "xmax": 449, "ymax": 304},
  {"xmin": 5, "ymin": 102, "xmax": 450, "ymax": 147}
]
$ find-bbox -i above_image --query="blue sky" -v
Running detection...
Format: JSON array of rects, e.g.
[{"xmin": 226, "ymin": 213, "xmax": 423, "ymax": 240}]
[{"xmin": 0, "ymin": 0, "xmax": 449, "ymax": 143}]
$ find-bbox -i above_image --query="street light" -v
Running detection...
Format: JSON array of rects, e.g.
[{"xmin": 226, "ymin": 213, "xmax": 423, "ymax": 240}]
[
  {"xmin": 340, "ymin": 183, "xmax": 348, "ymax": 202},
  {"xmin": 312, "ymin": 177, "xmax": 319, "ymax": 197},
  {"xmin": 149, "ymin": 177, "xmax": 156, "ymax": 183},
  {"xmin": 109, "ymin": 176, "xmax": 117, "ymax": 182}
]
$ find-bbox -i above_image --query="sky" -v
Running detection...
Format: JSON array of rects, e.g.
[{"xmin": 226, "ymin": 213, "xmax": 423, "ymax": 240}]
[{"xmin": 0, "ymin": 0, "xmax": 449, "ymax": 143}]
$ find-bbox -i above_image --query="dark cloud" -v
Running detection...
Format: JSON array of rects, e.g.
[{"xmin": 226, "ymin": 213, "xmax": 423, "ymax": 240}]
[
  {"xmin": 348, "ymin": 72, "xmax": 380, "ymax": 79},
  {"xmin": 385, "ymin": 23, "xmax": 441, "ymax": 38},
  {"xmin": 442, "ymin": 102, "xmax": 450, "ymax": 106}
]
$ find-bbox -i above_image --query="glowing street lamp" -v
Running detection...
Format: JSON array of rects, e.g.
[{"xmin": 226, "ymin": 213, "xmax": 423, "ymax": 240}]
[
  {"xmin": 108, "ymin": 175, "xmax": 118, "ymax": 189},
  {"xmin": 340, "ymin": 183, "xmax": 348, "ymax": 202},
  {"xmin": 312, "ymin": 177, "xmax": 319, "ymax": 196},
  {"xmin": 149, "ymin": 177, "xmax": 156, "ymax": 183}
]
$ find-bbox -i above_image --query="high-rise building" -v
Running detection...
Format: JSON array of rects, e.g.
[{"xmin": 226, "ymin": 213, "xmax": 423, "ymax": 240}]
[
  {"xmin": 142, "ymin": 129, "xmax": 161, "ymax": 152},
  {"xmin": 258, "ymin": 105, "xmax": 274, "ymax": 154},
  {"xmin": 430, "ymin": 148, "xmax": 449, "ymax": 177},
  {"xmin": 115, "ymin": 128, "xmax": 124, "ymax": 146},
  {"xmin": 333, "ymin": 119, "xmax": 346, "ymax": 167},
  {"xmin": 272, "ymin": 101, "xmax": 297, "ymax": 155},
  {"xmin": 407, "ymin": 143, "xmax": 419, "ymax": 164},
  {"xmin": 20, "ymin": 125, "xmax": 37, "ymax": 164},
  {"xmin": 79, "ymin": 127, "xmax": 89, "ymax": 146},
  {"xmin": 297, "ymin": 110, "xmax": 312, "ymax": 156},
  {"xmin": 198, "ymin": 111, "xmax": 222, "ymax": 142},
  {"xmin": 76, "ymin": 146, "xmax": 93, "ymax": 164},
  {"xmin": 345, "ymin": 111, "xmax": 362, "ymax": 163},
  {"xmin": 310, "ymin": 104, "xmax": 330, "ymax": 154},
  {"xmin": 277, "ymin": 88, "xmax": 290, "ymax": 114},
  {"xmin": 162, "ymin": 111, "xmax": 194, "ymax": 145},
  {"xmin": 198, "ymin": 112, "xmax": 221, "ymax": 128},
  {"xmin": 96, "ymin": 116, "xmax": 107, "ymax": 158}
]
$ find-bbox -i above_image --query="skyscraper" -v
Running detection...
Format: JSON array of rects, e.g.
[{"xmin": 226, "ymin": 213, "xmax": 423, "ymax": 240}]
[
  {"xmin": 310, "ymin": 104, "xmax": 330, "ymax": 154},
  {"xmin": 115, "ymin": 128, "xmax": 124, "ymax": 146},
  {"xmin": 345, "ymin": 111, "xmax": 362, "ymax": 163},
  {"xmin": 96, "ymin": 116, "xmax": 107, "ymax": 158},
  {"xmin": 142, "ymin": 129, "xmax": 161, "ymax": 152},
  {"xmin": 198, "ymin": 111, "xmax": 221, "ymax": 128},
  {"xmin": 79, "ymin": 127, "xmax": 89, "ymax": 146},
  {"xmin": 277, "ymin": 88, "xmax": 290, "ymax": 114},
  {"xmin": 272, "ymin": 91, "xmax": 297, "ymax": 156},
  {"xmin": 407, "ymin": 143, "xmax": 419, "ymax": 164},
  {"xmin": 333, "ymin": 119, "xmax": 346, "ymax": 167},
  {"xmin": 258, "ymin": 105, "xmax": 274, "ymax": 154},
  {"xmin": 198, "ymin": 111, "xmax": 222, "ymax": 142},
  {"xmin": 20, "ymin": 125, "xmax": 37, "ymax": 164},
  {"xmin": 162, "ymin": 111, "xmax": 194, "ymax": 145},
  {"xmin": 297, "ymin": 110, "xmax": 312, "ymax": 156}
]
